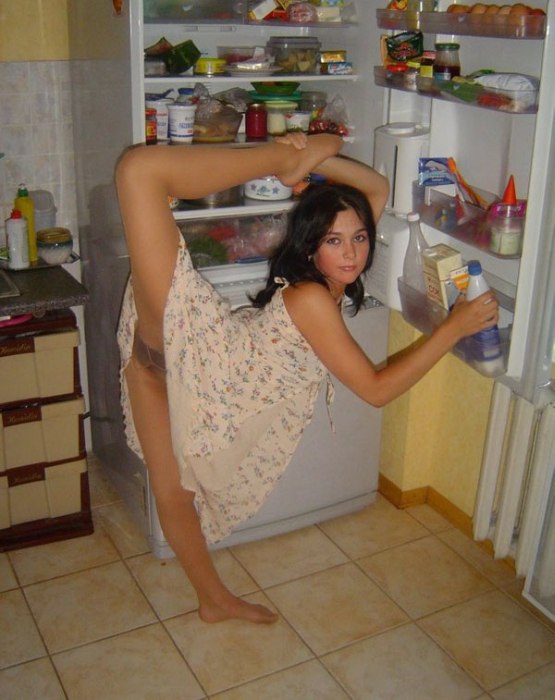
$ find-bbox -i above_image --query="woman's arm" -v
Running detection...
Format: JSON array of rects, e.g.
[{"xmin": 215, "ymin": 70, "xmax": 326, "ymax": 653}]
[
  {"xmin": 312, "ymin": 155, "xmax": 390, "ymax": 221},
  {"xmin": 284, "ymin": 283, "xmax": 499, "ymax": 407}
]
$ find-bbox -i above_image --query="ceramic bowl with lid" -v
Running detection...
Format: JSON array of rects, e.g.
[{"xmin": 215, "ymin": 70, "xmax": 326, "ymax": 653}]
[
  {"xmin": 244, "ymin": 176, "xmax": 292, "ymax": 201},
  {"xmin": 37, "ymin": 228, "xmax": 73, "ymax": 265}
]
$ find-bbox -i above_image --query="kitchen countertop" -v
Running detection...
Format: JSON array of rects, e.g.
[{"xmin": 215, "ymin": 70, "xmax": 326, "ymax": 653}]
[{"xmin": 0, "ymin": 265, "xmax": 88, "ymax": 317}]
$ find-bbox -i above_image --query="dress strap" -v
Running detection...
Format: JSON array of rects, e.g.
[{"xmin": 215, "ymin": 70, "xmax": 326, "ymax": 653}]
[{"xmin": 274, "ymin": 276, "xmax": 289, "ymax": 288}]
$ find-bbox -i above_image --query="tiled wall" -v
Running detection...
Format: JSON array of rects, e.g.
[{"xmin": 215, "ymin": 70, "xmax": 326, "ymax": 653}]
[{"xmin": 0, "ymin": 60, "xmax": 77, "ymax": 250}]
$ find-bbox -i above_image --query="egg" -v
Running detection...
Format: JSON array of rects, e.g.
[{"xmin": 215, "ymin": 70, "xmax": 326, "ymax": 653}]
[
  {"xmin": 470, "ymin": 3, "xmax": 488, "ymax": 12},
  {"xmin": 485, "ymin": 4, "xmax": 500, "ymax": 13},
  {"xmin": 447, "ymin": 3, "xmax": 469, "ymax": 12},
  {"xmin": 498, "ymin": 5, "xmax": 513, "ymax": 14},
  {"xmin": 510, "ymin": 3, "xmax": 531, "ymax": 14}
]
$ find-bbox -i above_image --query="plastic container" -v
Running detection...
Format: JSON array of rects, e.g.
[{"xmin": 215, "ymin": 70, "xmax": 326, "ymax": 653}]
[
  {"xmin": 193, "ymin": 103, "xmax": 242, "ymax": 143},
  {"xmin": 402, "ymin": 212, "xmax": 428, "ymax": 294},
  {"xmin": 266, "ymin": 36, "xmax": 321, "ymax": 74},
  {"xmin": 217, "ymin": 46, "xmax": 256, "ymax": 64},
  {"xmin": 5, "ymin": 209, "xmax": 29, "ymax": 270},
  {"xmin": 194, "ymin": 57, "xmax": 226, "ymax": 76},
  {"xmin": 298, "ymin": 90, "xmax": 327, "ymax": 120},
  {"xmin": 168, "ymin": 103, "xmax": 197, "ymax": 143},
  {"xmin": 14, "ymin": 184, "xmax": 37, "ymax": 263},
  {"xmin": 30, "ymin": 190, "xmax": 57, "ymax": 232},
  {"xmin": 465, "ymin": 259, "xmax": 505, "ymax": 376},
  {"xmin": 145, "ymin": 97, "xmax": 174, "ymax": 141},
  {"xmin": 488, "ymin": 201, "xmax": 526, "ymax": 257},
  {"xmin": 285, "ymin": 110, "xmax": 311, "ymax": 133},
  {"xmin": 266, "ymin": 100, "xmax": 299, "ymax": 136}
]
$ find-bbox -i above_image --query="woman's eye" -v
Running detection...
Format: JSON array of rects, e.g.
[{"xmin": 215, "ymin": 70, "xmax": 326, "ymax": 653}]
[
  {"xmin": 325, "ymin": 236, "xmax": 341, "ymax": 245},
  {"xmin": 355, "ymin": 233, "xmax": 368, "ymax": 243}
]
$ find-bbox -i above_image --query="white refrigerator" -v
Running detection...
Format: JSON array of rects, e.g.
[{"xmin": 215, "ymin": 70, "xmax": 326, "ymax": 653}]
[{"xmin": 68, "ymin": 0, "xmax": 554, "ymax": 609}]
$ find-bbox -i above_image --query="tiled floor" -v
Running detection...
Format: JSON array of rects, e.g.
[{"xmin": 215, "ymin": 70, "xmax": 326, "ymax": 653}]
[{"xmin": 1, "ymin": 456, "xmax": 554, "ymax": 699}]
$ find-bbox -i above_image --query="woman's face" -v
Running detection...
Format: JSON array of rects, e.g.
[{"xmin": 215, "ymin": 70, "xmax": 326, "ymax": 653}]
[{"xmin": 312, "ymin": 208, "xmax": 370, "ymax": 300}]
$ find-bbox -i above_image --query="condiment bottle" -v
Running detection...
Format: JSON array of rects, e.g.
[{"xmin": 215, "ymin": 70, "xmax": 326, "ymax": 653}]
[
  {"xmin": 433, "ymin": 43, "xmax": 461, "ymax": 81},
  {"xmin": 14, "ymin": 184, "xmax": 37, "ymax": 263},
  {"xmin": 419, "ymin": 51, "xmax": 435, "ymax": 79},
  {"xmin": 145, "ymin": 108, "xmax": 157, "ymax": 145},
  {"xmin": 6, "ymin": 209, "xmax": 30, "ymax": 270},
  {"xmin": 245, "ymin": 103, "xmax": 267, "ymax": 140},
  {"xmin": 403, "ymin": 212, "xmax": 428, "ymax": 294},
  {"xmin": 465, "ymin": 260, "xmax": 505, "ymax": 376}
]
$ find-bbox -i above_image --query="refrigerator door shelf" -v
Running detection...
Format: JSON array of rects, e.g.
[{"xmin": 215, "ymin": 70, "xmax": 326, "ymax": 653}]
[{"xmin": 398, "ymin": 277, "xmax": 511, "ymax": 379}]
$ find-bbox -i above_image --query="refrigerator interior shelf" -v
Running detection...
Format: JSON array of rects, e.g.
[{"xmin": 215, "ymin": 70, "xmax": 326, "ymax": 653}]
[
  {"xmin": 376, "ymin": 9, "xmax": 546, "ymax": 40},
  {"xmin": 397, "ymin": 277, "xmax": 510, "ymax": 379},
  {"xmin": 373, "ymin": 67, "xmax": 539, "ymax": 115},
  {"xmin": 144, "ymin": 73, "xmax": 358, "ymax": 86},
  {"xmin": 413, "ymin": 183, "xmax": 524, "ymax": 262}
]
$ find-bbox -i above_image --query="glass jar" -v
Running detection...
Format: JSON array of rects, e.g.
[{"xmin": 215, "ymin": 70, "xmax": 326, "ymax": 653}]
[
  {"xmin": 145, "ymin": 108, "xmax": 157, "ymax": 145},
  {"xmin": 433, "ymin": 43, "xmax": 461, "ymax": 81},
  {"xmin": 245, "ymin": 103, "xmax": 267, "ymax": 140},
  {"xmin": 266, "ymin": 100, "xmax": 299, "ymax": 136},
  {"xmin": 298, "ymin": 91, "xmax": 327, "ymax": 121}
]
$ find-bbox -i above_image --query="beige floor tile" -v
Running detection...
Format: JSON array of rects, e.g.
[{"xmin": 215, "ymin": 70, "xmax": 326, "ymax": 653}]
[
  {"xmin": 8, "ymin": 515, "xmax": 120, "ymax": 585},
  {"xmin": 165, "ymin": 592, "xmax": 312, "ymax": 695},
  {"xmin": 420, "ymin": 590, "xmax": 555, "ymax": 690},
  {"xmin": 53, "ymin": 623, "xmax": 204, "ymax": 700},
  {"xmin": 322, "ymin": 623, "xmax": 482, "ymax": 700},
  {"xmin": 127, "ymin": 547, "xmax": 258, "ymax": 619},
  {"xmin": 503, "ymin": 578, "xmax": 555, "ymax": 632},
  {"xmin": 0, "ymin": 589, "xmax": 46, "ymax": 669},
  {"xmin": 94, "ymin": 500, "xmax": 150, "ymax": 558},
  {"xmin": 211, "ymin": 659, "xmax": 350, "ymax": 700},
  {"xmin": 0, "ymin": 553, "xmax": 17, "ymax": 592},
  {"xmin": 490, "ymin": 660, "xmax": 555, "ymax": 699},
  {"xmin": 265, "ymin": 562, "xmax": 408, "ymax": 656},
  {"xmin": 439, "ymin": 528, "xmax": 517, "ymax": 588},
  {"xmin": 231, "ymin": 525, "xmax": 348, "ymax": 588},
  {"xmin": 319, "ymin": 496, "xmax": 429, "ymax": 559},
  {"xmin": 24, "ymin": 561, "xmax": 156, "ymax": 653},
  {"xmin": 359, "ymin": 535, "xmax": 493, "ymax": 618},
  {"xmin": 406, "ymin": 504, "xmax": 453, "ymax": 533},
  {"xmin": 0, "ymin": 657, "xmax": 65, "ymax": 700}
]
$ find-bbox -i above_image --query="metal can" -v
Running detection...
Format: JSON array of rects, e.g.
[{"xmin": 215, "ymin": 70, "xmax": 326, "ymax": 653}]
[
  {"xmin": 245, "ymin": 103, "xmax": 267, "ymax": 140},
  {"xmin": 145, "ymin": 108, "xmax": 157, "ymax": 145}
]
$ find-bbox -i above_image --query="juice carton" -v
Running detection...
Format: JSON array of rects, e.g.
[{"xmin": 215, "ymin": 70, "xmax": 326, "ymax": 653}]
[{"xmin": 421, "ymin": 244, "xmax": 462, "ymax": 308}]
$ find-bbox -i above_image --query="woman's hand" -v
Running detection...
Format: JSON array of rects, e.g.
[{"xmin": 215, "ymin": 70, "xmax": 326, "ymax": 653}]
[
  {"xmin": 274, "ymin": 132, "xmax": 308, "ymax": 149},
  {"xmin": 445, "ymin": 290, "xmax": 500, "ymax": 341}
]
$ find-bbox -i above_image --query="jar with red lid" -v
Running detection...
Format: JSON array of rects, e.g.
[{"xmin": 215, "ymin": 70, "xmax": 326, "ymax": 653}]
[
  {"xmin": 145, "ymin": 108, "xmax": 157, "ymax": 145},
  {"xmin": 245, "ymin": 103, "xmax": 267, "ymax": 140}
]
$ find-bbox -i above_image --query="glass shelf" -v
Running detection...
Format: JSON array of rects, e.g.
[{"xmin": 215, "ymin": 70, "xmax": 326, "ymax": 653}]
[
  {"xmin": 376, "ymin": 9, "xmax": 546, "ymax": 40},
  {"xmin": 397, "ymin": 277, "xmax": 510, "ymax": 378},
  {"xmin": 145, "ymin": 73, "xmax": 358, "ymax": 88},
  {"xmin": 413, "ymin": 183, "xmax": 523, "ymax": 262},
  {"xmin": 373, "ymin": 66, "xmax": 538, "ymax": 114}
]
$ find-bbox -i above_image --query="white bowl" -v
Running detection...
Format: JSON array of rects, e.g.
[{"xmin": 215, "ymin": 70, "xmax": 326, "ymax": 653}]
[{"xmin": 244, "ymin": 176, "xmax": 292, "ymax": 201}]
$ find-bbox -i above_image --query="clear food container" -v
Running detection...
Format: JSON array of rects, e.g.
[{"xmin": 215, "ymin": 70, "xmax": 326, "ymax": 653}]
[{"xmin": 266, "ymin": 36, "xmax": 321, "ymax": 74}]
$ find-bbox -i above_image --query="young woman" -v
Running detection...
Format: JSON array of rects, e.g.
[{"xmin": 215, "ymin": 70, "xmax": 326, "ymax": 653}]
[{"xmin": 115, "ymin": 133, "xmax": 499, "ymax": 625}]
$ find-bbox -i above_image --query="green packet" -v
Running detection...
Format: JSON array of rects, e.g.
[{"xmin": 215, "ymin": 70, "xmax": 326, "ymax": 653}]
[
  {"xmin": 163, "ymin": 40, "xmax": 201, "ymax": 75},
  {"xmin": 385, "ymin": 31, "xmax": 423, "ymax": 63}
]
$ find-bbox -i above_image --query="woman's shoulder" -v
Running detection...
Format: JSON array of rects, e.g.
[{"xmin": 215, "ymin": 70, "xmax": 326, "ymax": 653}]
[{"xmin": 282, "ymin": 281, "xmax": 341, "ymax": 322}]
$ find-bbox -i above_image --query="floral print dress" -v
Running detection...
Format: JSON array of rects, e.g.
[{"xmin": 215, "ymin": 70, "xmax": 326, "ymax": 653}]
[{"xmin": 117, "ymin": 235, "xmax": 327, "ymax": 544}]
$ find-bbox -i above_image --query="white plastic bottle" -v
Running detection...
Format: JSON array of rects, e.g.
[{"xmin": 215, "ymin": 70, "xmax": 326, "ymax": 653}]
[
  {"xmin": 465, "ymin": 259, "xmax": 505, "ymax": 376},
  {"xmin": 6, "ymin": 209, "xmax": 30, "ymax": 270},
  {"xmin": 403, "ymin": 212, "xmax": 428, "ymax": 294}
]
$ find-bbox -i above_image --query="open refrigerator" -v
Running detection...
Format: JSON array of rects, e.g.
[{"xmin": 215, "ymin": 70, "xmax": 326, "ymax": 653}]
[{"xmin": 69, "ymin": 0, "xmax": 554, "ymax": 611}]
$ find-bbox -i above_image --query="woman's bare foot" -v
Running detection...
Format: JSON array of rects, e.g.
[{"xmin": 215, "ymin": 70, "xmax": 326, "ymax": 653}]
[
  {"xmin": 277, "ymin": 133, "xmax": 343, "ymax": 187},
  {"xmin": 199, "ymin": 593, "xmax": 279, "ymax": 624}
]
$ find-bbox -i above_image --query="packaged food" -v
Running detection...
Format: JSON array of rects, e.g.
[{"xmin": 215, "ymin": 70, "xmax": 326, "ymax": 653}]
[
  {"xmin": 385, "ymin": 31, "xmax": 424, "ymax": 64},
  {"xmin": 321, "ymin": 62, "xmax": 353, "ymax": 75},
  {"xmin": 288, "ymin": 1, "xmax": 318, "ymax": 22}
]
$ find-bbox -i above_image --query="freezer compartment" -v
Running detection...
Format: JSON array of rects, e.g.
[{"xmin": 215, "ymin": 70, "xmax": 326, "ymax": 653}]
[{"xmin": 398, "ymin": 278, "xmax": 510, "ymax": 378}]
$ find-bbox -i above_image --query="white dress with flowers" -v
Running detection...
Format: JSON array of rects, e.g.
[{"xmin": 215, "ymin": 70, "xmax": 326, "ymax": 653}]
[{"xmin": 117, "ymin": 234, "xmax": 326, "ymax": 544}]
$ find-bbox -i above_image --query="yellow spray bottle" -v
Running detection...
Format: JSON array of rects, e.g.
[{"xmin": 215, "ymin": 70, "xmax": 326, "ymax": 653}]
[{"xmin": 14, "ymin": 184, "xmax": 37, "ymax": 263}]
